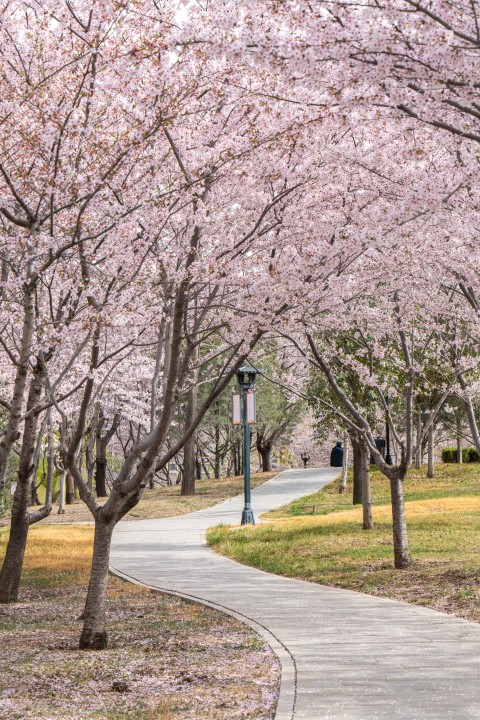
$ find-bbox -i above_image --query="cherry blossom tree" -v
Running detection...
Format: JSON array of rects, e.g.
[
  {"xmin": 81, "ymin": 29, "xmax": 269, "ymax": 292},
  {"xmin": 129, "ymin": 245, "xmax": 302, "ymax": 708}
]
[{"xmin": 3, "ymin": 0, "xmax": 480, "ymax": 650}]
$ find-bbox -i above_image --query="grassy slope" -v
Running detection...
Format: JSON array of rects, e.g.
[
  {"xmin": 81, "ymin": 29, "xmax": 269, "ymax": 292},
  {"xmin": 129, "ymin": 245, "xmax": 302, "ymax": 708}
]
[
  {"xmin": 0, "ymin": 524, "xmax": 279, "ymax": 720},
  {"xmin": 207, "ymin": 464, "xmax": 480, "ymax": 623}
]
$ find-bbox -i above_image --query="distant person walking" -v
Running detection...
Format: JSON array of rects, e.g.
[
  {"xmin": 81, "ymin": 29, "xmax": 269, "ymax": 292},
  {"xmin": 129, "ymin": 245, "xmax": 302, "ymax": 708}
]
[
  {"xmin": 300, "ymin": 452, "xmax": 310, "ymax": 468},
  {"xmin": 330, "ymin": 442, "xmax": 344, "ymax": 468}
]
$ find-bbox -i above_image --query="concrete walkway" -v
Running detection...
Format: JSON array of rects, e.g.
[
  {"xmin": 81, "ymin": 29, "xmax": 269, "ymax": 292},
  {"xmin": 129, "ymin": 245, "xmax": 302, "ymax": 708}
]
[{"xmin": 111, "ymin": 468, "xmax": 480, "ymax": 720}]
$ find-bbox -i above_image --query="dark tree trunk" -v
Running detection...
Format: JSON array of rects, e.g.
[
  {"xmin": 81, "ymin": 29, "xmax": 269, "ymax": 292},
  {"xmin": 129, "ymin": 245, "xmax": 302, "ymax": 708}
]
[
  {"xmin": 94, "ymin": 413, "xmax": 108, "ymax": 498},
  {"xmin": 456, "ymin": 415, "xmax": 463, "ymax": 464},
  {"xmin": 66, "ymin": 471, "xmax": 76, "ymax": 504},
  {"xmin": 256, "ymin": 429, "xmax": 273, "ymax": 472},
  {"xmin": 79, "ymin": 516, "xmax": 113, "ymax": 649},
  {"xmin": 181, "ymin": 433, "xmax": 196, "ymax": 495},
  {"xmin": 198, "ymin": 448, "xmax": 211, "ymax": 480},
  {"xmin": 146, "ymin": 468, "xmax": 155, "ymax": 490},
  {"xmin": 214, "ymin": 423, "xmax": 221, "ymax": 479},
  {"xmin": 351, "ymin": 436, "xmax": 363, "ymax": 505},
  {"xmin": 258, "ymin": 444, "xmax": 272, "ymax": 472},
  {"xmin": 233, "ymin": 444, "xmax": 239, "ymax": 476},
  {"xmin": 427, "ymin": 421, "xmax": 434, "ymax": 478},
  {"xmin": 30, "ymin": 412, "xmax": 48, "ymax": 506},
  {"xmin": 95, "ymin": 458, "xmax": 108, "ymax": 497},
  {"xmin": 78, "ymin": 484, "xmax": 141, "ymax": 650},
  {"xmin": 85, "ymin": 415, "xmax": 97, "ymax": 493},
  {"xmin": 389, "ymin": 472, "xmax": 411, "ymax": 569},
  {"xmin": 0, "ymin": 510, "xmax": 29, "ymax": 603},
  {"xmin": 181, "ymin": 345, "xmax": 198, "ymax": 496},
  {"xmin": 0, "ymin": 283, "xmax": 35, "ymax": 490},
  {"xmin": 45, "ymin": 410, "xmax": 54, "ymax": 508},
  {"xmin": 238, "ymin": 440, "xmax": 244, "ymax": 475},
  {"xmin": 360, "ymin": 436, "xmax": 373, "ymax": 530},
  {"xmin": 339, "ymin": 431, "xmax": 348, "ymax": 494},
  {"xmin": 94, "ymin": 409, "xmax": 119, "ymax": 498},
  {"xmin": 415, "ymin": 407, "xmax": 422, "ymax": 469},
  {"xmin": 0, "ymin": 363, "xmax": 50, "ymax": 603}
]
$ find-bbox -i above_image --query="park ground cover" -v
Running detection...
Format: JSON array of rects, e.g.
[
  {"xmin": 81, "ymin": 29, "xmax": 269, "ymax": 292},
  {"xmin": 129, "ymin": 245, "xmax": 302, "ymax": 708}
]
[
  {"xmin": 0, "ymin": 472, "xmax": 280, "ymax": 719},
  {"xmin": 0, "ymin": 471, "xmax": 278, "ymax": 526},
  {"xmin": 207, "ymin": 464, "xmax": 480, "ymax": 623},
  {"xmin": 0, "ymin": 522, "xmax": 280, "ymax": 720}
]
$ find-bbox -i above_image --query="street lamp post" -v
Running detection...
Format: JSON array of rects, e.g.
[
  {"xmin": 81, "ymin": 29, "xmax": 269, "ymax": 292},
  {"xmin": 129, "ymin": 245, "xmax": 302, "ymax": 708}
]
[{"xmin": 236, "ymin": 365, "xmax": 257, "ymax": 525}]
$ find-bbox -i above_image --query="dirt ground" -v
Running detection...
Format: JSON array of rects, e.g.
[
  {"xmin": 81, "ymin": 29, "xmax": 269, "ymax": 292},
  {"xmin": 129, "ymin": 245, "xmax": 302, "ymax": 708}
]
[{"xmin": 0, "ymin": 524, "xmax": 280, "ymax": 720}]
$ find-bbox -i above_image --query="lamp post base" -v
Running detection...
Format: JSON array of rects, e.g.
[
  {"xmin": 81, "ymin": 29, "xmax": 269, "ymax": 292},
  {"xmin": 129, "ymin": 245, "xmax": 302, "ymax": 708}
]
[{"xmin": 241, "ymin": 507, "xmax": 255, "ymax": 525}]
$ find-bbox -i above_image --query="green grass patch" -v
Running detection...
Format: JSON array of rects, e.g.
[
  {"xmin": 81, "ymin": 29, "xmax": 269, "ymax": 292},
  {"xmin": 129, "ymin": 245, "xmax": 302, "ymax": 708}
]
[
  {"xmin": 265, "ymin": 462, "xmax": 480, "ymax": 519},
  {"xmin": 208, "ymin": 464, "xmax": 480, "ymax": 623}
]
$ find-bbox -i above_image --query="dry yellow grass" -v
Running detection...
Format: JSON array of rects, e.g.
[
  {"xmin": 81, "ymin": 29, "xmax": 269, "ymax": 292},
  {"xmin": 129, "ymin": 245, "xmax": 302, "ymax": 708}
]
[
  {"xmin": 19, "ymin": 525, "xmax": 94, "ymax": 572},
  {"xmin": 266, "ymin": 495, "xmax": 480, "ymax": 531},
  {"xmin": 10, "ymin": 471, "xmax": 279, "ymax": 526}
]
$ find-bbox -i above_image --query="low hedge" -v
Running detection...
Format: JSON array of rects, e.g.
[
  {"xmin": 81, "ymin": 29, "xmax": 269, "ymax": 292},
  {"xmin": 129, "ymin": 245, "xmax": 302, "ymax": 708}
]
[{"xmin": 442, "ymin": 447, "xmax": 480, "ymax": 463}]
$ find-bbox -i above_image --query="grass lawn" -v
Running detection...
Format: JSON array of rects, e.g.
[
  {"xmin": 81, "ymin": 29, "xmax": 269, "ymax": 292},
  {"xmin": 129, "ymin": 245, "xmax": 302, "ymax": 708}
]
[
  {"xmin": 0, "ymin": 524, "xmax": 280, "ymax": 720},
  {"xmin": 8, "ymin": 471, "xmax": 279, "ymax": 526},
  {"xmin": 207, "ymin": 463, "xmax": 480, "ymax": 623}
]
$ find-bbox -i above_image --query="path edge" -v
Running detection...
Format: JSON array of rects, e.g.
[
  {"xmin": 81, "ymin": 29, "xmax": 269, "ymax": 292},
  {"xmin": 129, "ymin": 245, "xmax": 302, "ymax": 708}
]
[{"xmin": 109, "ymin": 564, "xmax": 296, "ymax": 720}]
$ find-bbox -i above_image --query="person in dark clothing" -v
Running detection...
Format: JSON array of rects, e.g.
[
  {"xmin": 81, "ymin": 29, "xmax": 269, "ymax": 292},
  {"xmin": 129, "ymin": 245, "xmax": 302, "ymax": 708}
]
[
  {"xmin": 330, "ymin": 441, "xmax": 344, "ymax": 467},
  {"xmin": 300, "ymin": 452, "xmax": 310, "ymax": 468}
]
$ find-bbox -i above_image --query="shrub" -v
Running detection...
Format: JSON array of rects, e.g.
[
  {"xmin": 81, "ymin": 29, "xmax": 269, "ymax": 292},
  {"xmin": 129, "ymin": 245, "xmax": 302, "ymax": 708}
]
[
  {"xmin": 464, "ymin": 447, "xmax": 480, "ymax": 463},
  {"xmin": 442, "ymin": 447, "xmax": 480, "ymax": 463}
]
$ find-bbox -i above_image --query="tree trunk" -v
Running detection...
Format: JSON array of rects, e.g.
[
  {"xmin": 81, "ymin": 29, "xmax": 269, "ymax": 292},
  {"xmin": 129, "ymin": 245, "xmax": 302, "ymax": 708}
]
[
  {"xmin": 427, "ymin": 421, "xmax": 434, "ymax": 478},
  {"xmin": 147, "ymin": 467, "xmax": 157, "ymax": 490},
  {"xmin": 415, "ymin": 407, "xmax": 422, "ymax": 469},
  {"xmin": 351, "ymin": 435, "xmax": 363, "ymax": 505},
  {"xmin": 94, "ymin": 410, "xmax": 120, "ymax": 497},
  {"xmin": 198, "ymin": 448, "xmax": 211, "ymax": 480},
  {"xmin": 214, "ymin": 405, "xmax": 221, "ymax": 479},
  {"xmin": 182, "ymin": 434, "xmax": 196, "ymax": 495},
  {"xmin": 0, "ymin": 283, "xmax": 35, "ymax": 490},
  {"xmin": 233, "ymin": 441, "xmax": 242, "ymax": 476},
  {"xmin": 0, "ymin": 363, "xmax": 49, "ymax": 603},
  {"xmin": 79, "ymin": 516, "xmax": 113, "ymax": 649},
  {"xmin": 389, "ymin": 474, "xmax": 411, "ymax": 569},
  {"xmin": 94, "ymin": 457, "xmax": 108, "ymax": 498},
  {"xmin": 58, "ymin": 468, "xmax": 66, "ymax": 514},
  {"xmin": 85, "ymin": 414, "xmax": 97, "ymax": 493},
  {"xmin": 258, "ymin": 444, "xmax": 272, "ymax": 472},
  {"xmin": 94, "ymin": 413, "xmax": 108, "ymax": 498},
  {"xmin": 0, "ymin": 510, "xmax": 29, "ymax": 603},
  {"xmin": 45, "ymin": 409, "xmax": 54, "ymax": 508},
  {"xmin": 361, "ymin": 437, "xmax": 373, "ymax": 530},
  {"xmin": 339, "ymin": 430, "xmax": 348, "ymax": 494},
  {"xmin": 181, "ymin": 347, "xmax": 198, "ymax": 496},
  {"xmin": 66, "ymin": 471, "xmax": 76, "ymax": 504},
  {"xmin": 456, "ymin": 415, "xmax": 462, "ymax": 464},
  {"xmin": 30, "ymin": 412, "xmax": 48, "ymax": 506}
]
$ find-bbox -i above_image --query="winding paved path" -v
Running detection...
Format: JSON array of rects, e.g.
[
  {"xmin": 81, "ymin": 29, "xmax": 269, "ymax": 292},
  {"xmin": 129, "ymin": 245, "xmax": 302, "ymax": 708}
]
[{"xmin": 110, "ymin": 468, "xmax": 480, "ymax": 720}]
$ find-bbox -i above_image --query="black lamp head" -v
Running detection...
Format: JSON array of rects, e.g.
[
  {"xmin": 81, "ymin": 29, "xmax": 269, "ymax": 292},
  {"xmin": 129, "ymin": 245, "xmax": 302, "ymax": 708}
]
[{"xmin": 237, "ymin": 364, "xmax": 257, "ymax": 389}]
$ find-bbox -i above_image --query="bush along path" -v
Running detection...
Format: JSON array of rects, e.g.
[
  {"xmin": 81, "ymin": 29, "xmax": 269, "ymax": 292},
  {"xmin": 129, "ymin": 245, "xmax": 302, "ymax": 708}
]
[{"xmin": 110, "ymin": 467, "xmax": 480, "ymax": 720}]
